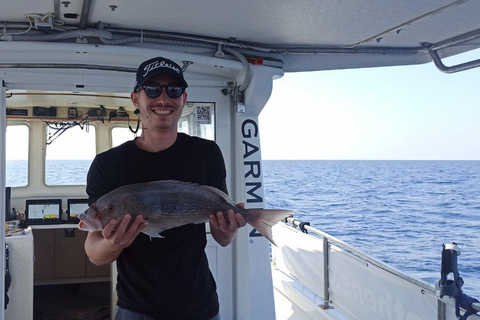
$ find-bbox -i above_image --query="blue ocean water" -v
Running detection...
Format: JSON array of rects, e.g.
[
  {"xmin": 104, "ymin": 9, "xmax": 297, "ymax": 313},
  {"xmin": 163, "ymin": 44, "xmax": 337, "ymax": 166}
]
[
  {"xmin": 45, "ymin": 160, "xmax": 92, "ymax": 185},
  {"xmin": 6, "ymin": 159, "xmax": 480, "ymax": 298},
  {"xmin": 6, "ymin": 160, "xmax": 92, "ymax": 187},
  {"xmin": 263, "ymin": 160, "xmax": 480, "ymax": 298},
  {"xmin": 6, "ymin": 160, "xmax": 28, "ymax": 187}
]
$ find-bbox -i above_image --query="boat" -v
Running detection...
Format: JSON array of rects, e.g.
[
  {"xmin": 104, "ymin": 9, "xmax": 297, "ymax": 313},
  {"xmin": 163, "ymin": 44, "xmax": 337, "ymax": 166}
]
[{"xmin": 1, "ymin": 0, "xmax": 480, "ymax": 319}]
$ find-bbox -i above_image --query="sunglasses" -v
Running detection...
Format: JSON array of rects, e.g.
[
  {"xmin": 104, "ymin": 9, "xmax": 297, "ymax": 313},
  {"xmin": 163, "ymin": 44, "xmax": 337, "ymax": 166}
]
[{"xmin": 136, "ymin": 84, "xmax": 186, "ymax": 99}]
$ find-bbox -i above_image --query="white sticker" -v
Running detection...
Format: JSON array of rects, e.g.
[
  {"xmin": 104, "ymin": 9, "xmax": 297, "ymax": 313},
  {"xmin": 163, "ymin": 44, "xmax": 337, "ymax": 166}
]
[{"xmin": 194, "ymin": 105, "xmax": 212, "ymax": 124}]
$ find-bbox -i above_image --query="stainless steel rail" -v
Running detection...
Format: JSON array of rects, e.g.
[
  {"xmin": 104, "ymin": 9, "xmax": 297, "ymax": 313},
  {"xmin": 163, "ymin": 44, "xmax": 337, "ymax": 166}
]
[
  {"xmin": 422, "ymin": 27, "xmax": 480, "ymax": 74},
  {"xmin": 285, "ymin": 217, "xmax": 480, "ymax": 316},
  {"xmin": 428, "ymin": 49, "xmax": 480, "ymax": 74},
  {"xmin": 321, "ymin": 236, "xmax": 329, "ymax": 309}
]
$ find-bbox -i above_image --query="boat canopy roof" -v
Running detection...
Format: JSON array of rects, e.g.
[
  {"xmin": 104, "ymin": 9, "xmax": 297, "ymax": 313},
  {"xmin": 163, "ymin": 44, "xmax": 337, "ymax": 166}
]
[{"xmin": 1, "ymin": 0, "xmax": 480, "ymax": 72}]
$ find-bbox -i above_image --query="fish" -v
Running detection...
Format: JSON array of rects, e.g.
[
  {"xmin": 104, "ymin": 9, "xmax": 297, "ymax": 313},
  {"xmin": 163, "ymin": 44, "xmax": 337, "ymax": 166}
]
[{"xmin": 78, "ymin": 180, "xmax": 294, "ymax": 245}]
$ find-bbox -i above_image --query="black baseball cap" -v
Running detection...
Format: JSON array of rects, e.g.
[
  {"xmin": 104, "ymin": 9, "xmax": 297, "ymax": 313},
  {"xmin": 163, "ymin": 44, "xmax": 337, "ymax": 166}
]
[{"xmin": 134, "ymin": 57, "xmax": 188, "ymax": 91}]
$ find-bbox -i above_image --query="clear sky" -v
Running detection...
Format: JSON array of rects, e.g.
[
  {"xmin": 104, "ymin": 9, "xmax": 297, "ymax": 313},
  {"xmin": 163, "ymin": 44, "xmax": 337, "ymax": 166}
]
[{"xmin": 259, "ymin": 50, "xmax": 480, "ymax": 160}]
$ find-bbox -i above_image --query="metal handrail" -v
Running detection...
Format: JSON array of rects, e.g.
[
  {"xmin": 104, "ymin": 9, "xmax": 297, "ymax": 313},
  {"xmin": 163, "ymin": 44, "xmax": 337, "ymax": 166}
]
[
  {"xmin": 422, "ymin": 27, "xmax": 480, "ymax": 74},
  {"xmin": 285, "ymin": 217, "xmax": 480, "ymax": 314},
  {"xmin": 428, "ymin": 49, "xmax": 480, "ymax": 74},
  {"xmin": 286, "ymin": 218, "xmax": 435, "ymax": 292}
]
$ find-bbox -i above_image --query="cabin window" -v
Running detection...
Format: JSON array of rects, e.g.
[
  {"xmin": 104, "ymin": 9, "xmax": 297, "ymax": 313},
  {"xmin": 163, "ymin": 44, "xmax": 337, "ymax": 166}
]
[
  {"xmin": 45, "ymin": 125, "xmax": 96, "ymax": 185},
  {"xmin": 110, "ymin": 103, "xmax": 215, "ymax": 146},
  {"xmin": 180, "ymin": 103, "xmax": 215, "ymax": 141},
  {"xmin": 111, "ymin": 127, "xmax": 142, "ymax": 148},
  {"xmin": 6, "ymin": 124, "xmax": 29, "ymax": 187}
]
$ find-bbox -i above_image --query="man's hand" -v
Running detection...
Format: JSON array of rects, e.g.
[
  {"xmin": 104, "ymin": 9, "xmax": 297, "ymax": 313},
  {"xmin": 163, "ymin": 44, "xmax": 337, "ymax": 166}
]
[
  {"xmin": 85, "ymin": 214, "xmax": 148, "ymax": 266},
  {"xmin": 102, "ymin": 214, "xmax": 148, "ymax": 249},
  {"xmin": 209, "ymin": 203, "xmax": 247, "ymax": 247}
]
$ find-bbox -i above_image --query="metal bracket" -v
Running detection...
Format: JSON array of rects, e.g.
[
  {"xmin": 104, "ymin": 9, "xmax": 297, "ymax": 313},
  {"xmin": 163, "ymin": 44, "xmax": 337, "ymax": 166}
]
[
  {"xmin": 235, "ymin": 90, "xmax": 245, "ymax": 113},
  {"xmin": 34, "ymin": 16, "xmax": 54, "ymax": 30},
  {"xmin": 215, "ymin": 44, "xmax": 226, "ymax": 58},
  {"xmin": 320, "ymin": 304, "xmax": 333, "ymax": 310},
  {"xmin": 232, "ymin": 82, "xmax": 245, "ymax": 113},
  {"xmin": 223, "ymin": 81, "xmax": 245, "ymax": 113}
]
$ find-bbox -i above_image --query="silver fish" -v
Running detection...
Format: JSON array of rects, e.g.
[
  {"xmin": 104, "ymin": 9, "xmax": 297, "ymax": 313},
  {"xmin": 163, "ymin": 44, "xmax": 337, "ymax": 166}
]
[{"xmin": 78, "ymin": 180, "xmax": 293, "ymax": 245}]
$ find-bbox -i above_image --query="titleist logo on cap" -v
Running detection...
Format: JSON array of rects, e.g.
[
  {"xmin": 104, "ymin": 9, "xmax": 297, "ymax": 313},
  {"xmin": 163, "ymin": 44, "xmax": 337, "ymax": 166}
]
[{"xmin": 143, "ymin": 60, "xmax": 181, "ymax": 77}]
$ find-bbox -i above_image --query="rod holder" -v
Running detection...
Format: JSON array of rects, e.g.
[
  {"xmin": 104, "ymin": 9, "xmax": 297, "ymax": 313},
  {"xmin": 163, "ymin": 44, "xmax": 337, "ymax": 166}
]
[{"xmin": 435, "ymin": 243, "xmax": 463, "ymax": 299}]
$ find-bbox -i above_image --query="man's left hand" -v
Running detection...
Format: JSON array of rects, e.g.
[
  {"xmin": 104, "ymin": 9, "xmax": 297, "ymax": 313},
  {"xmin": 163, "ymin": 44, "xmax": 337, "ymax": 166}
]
[{"xmin": 209, "ymin": 203, "xmax": 247, "ymax": 246}]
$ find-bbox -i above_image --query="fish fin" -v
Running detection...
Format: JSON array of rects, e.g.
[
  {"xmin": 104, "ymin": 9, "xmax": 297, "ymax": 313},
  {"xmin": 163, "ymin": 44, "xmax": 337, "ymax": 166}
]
[
  {"xmin": 245, "ymin": 209, "xmax": 294, "ymax": 246},
  {"xmin": 141, "ymin": 224, "xmax": 165, "ymax": 239},
  {"xmin": 149, "ymin": 232, "xmax": 164, "ymax": 239},
  {"xmin": 141, "ymin": 230, "xmax": 165, "ymax": 239}
]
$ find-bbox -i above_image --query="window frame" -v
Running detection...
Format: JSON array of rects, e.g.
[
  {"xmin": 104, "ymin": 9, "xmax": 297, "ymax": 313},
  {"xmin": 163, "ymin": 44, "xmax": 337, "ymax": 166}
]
[
  {"xmin": 6, "ymin": 121, "xmax": 30, "ymax": 188},
  {"xmin": 44, "ymin": 123, "xmax": 97, "ymax": 187}
]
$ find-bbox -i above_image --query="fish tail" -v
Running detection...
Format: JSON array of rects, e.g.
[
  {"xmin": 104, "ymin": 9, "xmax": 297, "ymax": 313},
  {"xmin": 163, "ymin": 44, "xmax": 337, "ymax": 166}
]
[{"xmin": 245, "ymin": 209, "xmax": 294, "ymax": 246}]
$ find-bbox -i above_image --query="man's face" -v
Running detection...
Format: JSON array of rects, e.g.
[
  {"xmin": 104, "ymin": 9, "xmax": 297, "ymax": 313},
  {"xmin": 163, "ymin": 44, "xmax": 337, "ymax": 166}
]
[{"xmin": 130, "ymin": 75, "xmax": 187, "ymax": 133}]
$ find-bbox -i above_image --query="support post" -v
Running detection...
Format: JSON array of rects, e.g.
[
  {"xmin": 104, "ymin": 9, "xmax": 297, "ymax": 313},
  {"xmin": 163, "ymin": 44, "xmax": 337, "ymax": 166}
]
[{"xmin": 322, "ymin": 237, "xmax": 330, "ymax": 309}]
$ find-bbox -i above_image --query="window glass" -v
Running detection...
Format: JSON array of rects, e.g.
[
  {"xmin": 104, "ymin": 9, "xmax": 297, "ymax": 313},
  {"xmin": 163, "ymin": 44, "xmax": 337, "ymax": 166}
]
[
  {"xmin": 111, "ymin": 103, "xmax": 215, "ymax": 147},
  {"xmin": 182, "ymin": 103, "xmax": 215, "ymax": 141},
  {"xmin": 45, "ymin": 125, "xmax": 96, "ymax": 185},
  {"xmin": 111, "ymin": 103, "xmax": 216, "ymax": 145},
  {"xmin": 112, "ymin": 127, "xmax": 142, "ymax": 148},
  {"xmin": 6, "ymin": 125, "xmax": 29, "ymax": 187}
]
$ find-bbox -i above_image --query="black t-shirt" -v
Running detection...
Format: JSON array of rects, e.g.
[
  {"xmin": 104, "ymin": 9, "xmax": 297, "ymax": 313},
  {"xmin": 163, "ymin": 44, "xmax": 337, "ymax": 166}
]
[{"xmin": 86, "ymin": 133, "xmax": 227, "ymax": 320}]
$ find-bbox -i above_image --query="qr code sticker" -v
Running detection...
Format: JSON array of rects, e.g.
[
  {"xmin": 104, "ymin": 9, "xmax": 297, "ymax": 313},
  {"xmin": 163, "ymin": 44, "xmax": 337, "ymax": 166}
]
[{"xmin": 194, "ymin": 105, "xmax": 212, "ymax": 124}]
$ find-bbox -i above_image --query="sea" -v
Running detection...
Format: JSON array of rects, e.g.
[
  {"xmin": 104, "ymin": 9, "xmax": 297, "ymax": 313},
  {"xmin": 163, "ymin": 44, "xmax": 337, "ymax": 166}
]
[
  {"xmin": 6, "ymin": 159, "xmax": 480, "ymax": 297},
  {"xmin": 262, "ymin": 160, "xmax": 480, "ymax": 298}
]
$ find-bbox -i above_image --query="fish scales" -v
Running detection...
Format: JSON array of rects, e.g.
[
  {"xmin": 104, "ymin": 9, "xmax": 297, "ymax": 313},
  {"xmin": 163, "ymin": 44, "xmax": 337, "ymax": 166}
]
[
  {"xmin": 78, "ymin": 180, "xmax": 294, "ymax": 245},
  {"xmin": 124, "ymin": 182, "xmax": 239, "ymax": 219}
]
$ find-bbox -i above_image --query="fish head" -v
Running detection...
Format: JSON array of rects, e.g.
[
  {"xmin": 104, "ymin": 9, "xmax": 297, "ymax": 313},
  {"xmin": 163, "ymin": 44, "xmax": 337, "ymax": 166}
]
[{"xmin": 78, "ymin": 202, "xmax": 119, "ymax": 232}]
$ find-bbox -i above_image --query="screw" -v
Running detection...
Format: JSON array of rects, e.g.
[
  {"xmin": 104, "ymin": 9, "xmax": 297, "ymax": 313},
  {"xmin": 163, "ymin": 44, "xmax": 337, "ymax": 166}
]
[
  {"xmin": 61, "ymin": 1, "xmax": 70, "ymax": 7},
  {"xmin": 109, "ymin": 5, "xmax": 118, "ymax": 11}
]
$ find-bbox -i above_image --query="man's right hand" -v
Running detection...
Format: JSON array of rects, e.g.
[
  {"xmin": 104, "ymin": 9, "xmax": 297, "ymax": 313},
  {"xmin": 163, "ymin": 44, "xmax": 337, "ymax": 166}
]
[
  {"xmin": 102, "ymin": 214, "xmax": 148, "ymax": 249},
  {"xmin": 85, "ymin": 214, "xmax": 148, "ymax": 266}
]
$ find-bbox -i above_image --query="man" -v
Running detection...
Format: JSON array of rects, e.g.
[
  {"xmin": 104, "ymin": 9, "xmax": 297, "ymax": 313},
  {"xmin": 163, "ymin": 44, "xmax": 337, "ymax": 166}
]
[{"xmin": 84, "ymin": 56, "xmax": 246, "ymax": 320}]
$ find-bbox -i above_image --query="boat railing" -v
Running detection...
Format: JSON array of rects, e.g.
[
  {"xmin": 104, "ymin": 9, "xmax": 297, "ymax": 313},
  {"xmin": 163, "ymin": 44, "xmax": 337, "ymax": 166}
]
[{"xmin": 283, "ymin": 217, "xmax": 480, "ymax": 318}]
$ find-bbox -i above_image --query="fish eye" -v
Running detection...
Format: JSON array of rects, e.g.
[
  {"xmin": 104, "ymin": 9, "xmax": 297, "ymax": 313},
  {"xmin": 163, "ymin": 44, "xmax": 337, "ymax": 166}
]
[{"xmin": 108, "ymin": 204, "xmax": 115, "ymax": 211}]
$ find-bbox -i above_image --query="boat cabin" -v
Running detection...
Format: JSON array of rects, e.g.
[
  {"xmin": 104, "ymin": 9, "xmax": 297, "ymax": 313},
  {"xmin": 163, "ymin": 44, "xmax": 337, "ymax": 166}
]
[{"xmin": 1, "ymin": 0, "xmax": 480, "ymax": 319}]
